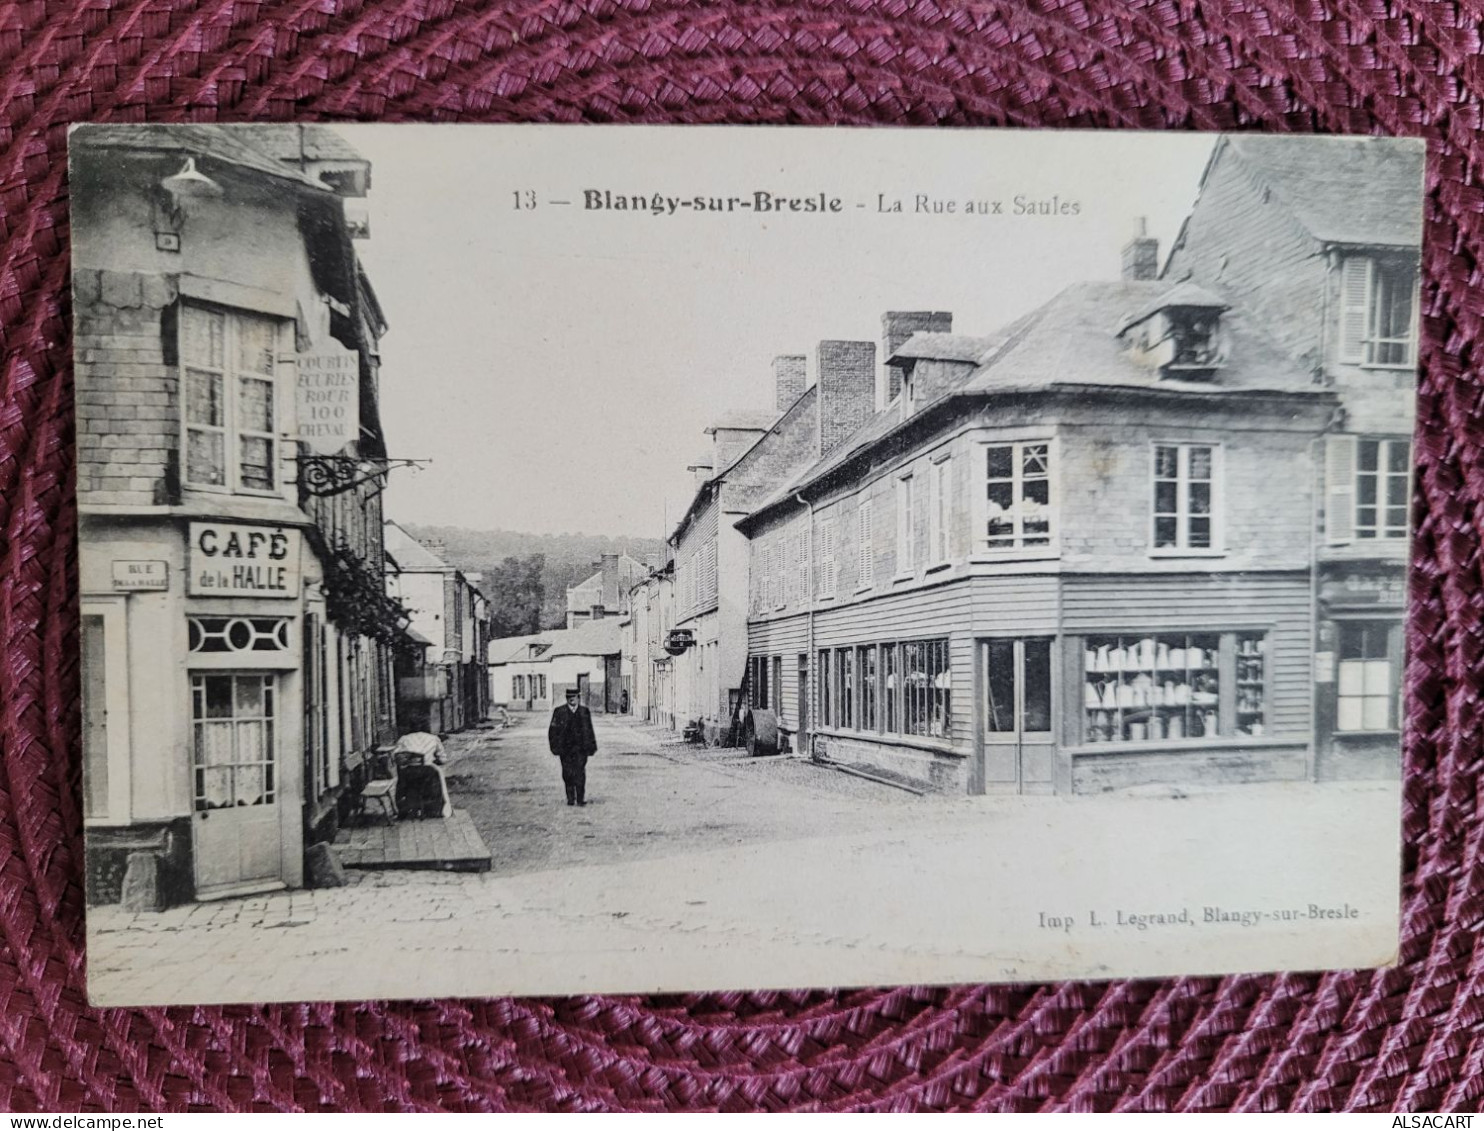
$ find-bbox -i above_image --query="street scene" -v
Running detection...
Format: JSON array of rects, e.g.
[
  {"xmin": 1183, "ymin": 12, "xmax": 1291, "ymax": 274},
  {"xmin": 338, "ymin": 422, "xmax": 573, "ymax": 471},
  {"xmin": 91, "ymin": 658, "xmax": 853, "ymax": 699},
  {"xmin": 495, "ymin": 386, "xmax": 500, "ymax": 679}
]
[{"xmin": 70, "ymin": 124, "xmax": 1419, "ymax": 1004}]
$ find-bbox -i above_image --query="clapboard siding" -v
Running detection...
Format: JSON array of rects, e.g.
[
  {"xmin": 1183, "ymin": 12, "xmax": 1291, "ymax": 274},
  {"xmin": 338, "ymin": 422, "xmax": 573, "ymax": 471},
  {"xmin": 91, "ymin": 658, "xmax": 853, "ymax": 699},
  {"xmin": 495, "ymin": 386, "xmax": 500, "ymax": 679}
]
[{"xmin": 1062, "ymin": 571, "xmax": 1312, "ymax": 737}]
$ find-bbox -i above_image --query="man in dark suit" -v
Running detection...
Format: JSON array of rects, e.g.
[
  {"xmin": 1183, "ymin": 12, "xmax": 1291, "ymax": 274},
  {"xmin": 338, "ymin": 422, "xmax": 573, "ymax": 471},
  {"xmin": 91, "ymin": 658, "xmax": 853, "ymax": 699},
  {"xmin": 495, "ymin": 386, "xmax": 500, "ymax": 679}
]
[{"xmin": 548, "ymin": 686, "xmax": 598, "ymax": 806}]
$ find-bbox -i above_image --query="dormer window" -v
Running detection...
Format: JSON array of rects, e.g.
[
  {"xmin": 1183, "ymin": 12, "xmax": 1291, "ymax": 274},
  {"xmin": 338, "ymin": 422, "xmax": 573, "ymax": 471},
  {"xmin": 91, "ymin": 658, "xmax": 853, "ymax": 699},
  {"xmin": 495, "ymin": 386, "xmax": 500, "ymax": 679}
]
[
  {"xmin": 1339, "ymin": 255, "xmax": 1418, "ymax": 369},
  {"xmin": 1167, "ymin": 308, "xmax": 1222, "ymax": 367},
  {"xmin": 1117, "ymin": 283, "xmax": 1230, "ymax": 379}
]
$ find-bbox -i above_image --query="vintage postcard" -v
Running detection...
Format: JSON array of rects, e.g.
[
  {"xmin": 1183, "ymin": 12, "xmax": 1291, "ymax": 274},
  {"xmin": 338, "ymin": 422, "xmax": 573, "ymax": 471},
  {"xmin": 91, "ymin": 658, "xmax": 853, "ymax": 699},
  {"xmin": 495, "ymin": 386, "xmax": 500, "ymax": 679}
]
[{"xmin": 71, "ymin": 124, "xmax": 1421, "ymax": 1006}]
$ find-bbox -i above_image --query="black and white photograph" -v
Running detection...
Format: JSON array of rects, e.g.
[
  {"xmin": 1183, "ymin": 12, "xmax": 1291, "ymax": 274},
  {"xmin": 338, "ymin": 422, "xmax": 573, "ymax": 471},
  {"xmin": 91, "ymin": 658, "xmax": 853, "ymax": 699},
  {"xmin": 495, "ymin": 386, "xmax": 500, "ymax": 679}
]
[{"xmin": 71, "ymin": 124, "xmax": 1421, "ymax": 1006}]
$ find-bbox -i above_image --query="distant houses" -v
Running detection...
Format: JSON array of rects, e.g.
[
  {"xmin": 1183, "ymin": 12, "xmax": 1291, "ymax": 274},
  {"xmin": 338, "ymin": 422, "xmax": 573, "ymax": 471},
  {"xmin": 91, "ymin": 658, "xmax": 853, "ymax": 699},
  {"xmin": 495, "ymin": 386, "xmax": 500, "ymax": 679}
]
[
  {"xmin": 383, "ymin": 520, "xmax": 492, "ymax": 734},
  {"xmin": 488, "ymin": 620, "xmax": 624, "ymax": 714}
]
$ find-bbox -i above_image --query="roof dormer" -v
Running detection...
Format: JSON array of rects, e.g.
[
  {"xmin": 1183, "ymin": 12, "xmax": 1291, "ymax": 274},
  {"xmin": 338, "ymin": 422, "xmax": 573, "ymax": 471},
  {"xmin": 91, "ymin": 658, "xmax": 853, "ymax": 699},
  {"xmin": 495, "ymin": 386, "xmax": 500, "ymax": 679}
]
[{"xmin": 1117, "ymin": 282, "xmax": 1231, "ymax": 379}]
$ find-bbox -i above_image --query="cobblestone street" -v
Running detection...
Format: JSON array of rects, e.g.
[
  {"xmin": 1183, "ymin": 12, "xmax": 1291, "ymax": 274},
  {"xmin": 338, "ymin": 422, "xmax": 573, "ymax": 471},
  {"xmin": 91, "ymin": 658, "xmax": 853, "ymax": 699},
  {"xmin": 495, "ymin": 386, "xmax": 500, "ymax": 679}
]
[
  {"xmin": 87, "ymin": 715, "xmax": 1398, "ymax": 1008},
  {"xmin": 443, "ymin": 713, "xmax": 922, "ymax": 876}
]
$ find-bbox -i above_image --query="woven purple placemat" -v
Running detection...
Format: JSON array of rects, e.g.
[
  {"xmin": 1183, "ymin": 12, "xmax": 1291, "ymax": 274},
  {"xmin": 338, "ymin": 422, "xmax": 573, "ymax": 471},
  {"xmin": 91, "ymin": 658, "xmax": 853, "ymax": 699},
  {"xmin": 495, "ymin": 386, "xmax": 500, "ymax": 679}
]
[{"xmin": 0, "ymin": 0, "xmax": 1477, "ymax": 1112}]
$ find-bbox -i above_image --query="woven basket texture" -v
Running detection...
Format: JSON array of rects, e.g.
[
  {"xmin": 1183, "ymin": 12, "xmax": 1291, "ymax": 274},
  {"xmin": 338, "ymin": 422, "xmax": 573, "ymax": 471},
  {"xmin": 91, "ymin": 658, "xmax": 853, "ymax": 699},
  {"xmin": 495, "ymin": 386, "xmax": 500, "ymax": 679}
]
[{"xmin": 0, "ymin": 0, "xmax": 1479, "ymax": 1112}]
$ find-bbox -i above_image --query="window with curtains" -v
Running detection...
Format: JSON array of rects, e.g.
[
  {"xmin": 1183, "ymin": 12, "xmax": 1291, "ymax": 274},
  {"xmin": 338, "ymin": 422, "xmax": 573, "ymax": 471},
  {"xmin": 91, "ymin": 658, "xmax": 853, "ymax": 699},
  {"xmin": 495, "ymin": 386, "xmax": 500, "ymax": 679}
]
[
  {"xmin": 983, "ymin": 442, "xmax": 1052, "ymax": 552},
  {"xmin": 180, "ymin": 304, "xmax": 283, "ymax": 494},
  {"xmin": 191, "ymin": 673, "xmax": 277, "ymax": 810}
]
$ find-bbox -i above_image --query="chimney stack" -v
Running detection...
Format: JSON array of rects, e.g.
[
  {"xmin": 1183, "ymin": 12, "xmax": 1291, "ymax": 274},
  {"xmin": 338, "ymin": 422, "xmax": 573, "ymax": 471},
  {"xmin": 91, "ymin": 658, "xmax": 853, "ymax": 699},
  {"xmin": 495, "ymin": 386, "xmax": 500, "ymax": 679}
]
[
  {"xmin": 1122, "ymin": 217, "xmax": 1160, "ymax": 281},
  {"xmin": 773, "ymin": 355, "xmax": 807, "ymax": 411},
  {"xmin": 816, "ymin": 340, "xmax": 877, "ymax": 458},
  {"xmin": 881, "ymin": 311, "xmax": 952, "ymax": 403}
]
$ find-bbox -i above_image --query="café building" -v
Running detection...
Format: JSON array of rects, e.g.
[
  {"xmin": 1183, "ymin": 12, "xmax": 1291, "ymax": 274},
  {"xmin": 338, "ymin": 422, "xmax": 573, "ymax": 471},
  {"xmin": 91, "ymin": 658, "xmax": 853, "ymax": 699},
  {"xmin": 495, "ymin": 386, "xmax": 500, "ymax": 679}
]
[{"xmin": 73, "ymin": 124, "xmax": 407, "ymax": 907}]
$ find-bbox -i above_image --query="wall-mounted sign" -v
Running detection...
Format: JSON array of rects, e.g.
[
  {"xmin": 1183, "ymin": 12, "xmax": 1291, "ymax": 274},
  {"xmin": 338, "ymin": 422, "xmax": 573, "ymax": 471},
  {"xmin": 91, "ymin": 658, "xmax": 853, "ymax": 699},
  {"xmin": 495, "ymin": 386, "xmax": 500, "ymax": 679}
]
[
  {"xmin": 1314, "ymin": 651, "xmax": 1335, "ymax": 684},
  {"xmin": 1319, "ymin": 572, "xmax": 1407, "ymax": 609},
  {"xmin": 188, "ymin": 523, "xmax": 300, "ymax": 598},
  {"xmin": 296, "ymin": 345, "xmax": 360, "ymax": 455},
  {"xmin": 111, "ymin": 560, "xmax": 169, "ymax": 591}
]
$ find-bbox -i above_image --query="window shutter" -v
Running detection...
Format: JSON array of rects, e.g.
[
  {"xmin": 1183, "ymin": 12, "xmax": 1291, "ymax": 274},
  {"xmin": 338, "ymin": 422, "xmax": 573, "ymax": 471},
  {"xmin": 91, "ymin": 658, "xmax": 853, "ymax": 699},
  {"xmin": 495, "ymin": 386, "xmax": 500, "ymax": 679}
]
[
  {"xmin": 1325, "ymin": 435, "xmax": 1357, "ymax": 544},
  {"xmin": 858, "ymin": 501, "xmax": 874, "ymax": 587},
  {"xmin": 1338, "ymin": 257, "xmax": 1372, "ymax": 365}
]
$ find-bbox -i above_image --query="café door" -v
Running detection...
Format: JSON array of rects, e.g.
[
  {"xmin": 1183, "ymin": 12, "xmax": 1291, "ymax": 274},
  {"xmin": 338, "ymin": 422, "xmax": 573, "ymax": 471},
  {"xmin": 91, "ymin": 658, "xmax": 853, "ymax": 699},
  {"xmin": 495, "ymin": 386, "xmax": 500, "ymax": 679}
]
[
  {"xmin": 190, "ymin": 672, "xmax": 286, "ymax": 900},
  {"xmin": 982, "ymin": 638, "xmax": 1056, "ymax": 793}
]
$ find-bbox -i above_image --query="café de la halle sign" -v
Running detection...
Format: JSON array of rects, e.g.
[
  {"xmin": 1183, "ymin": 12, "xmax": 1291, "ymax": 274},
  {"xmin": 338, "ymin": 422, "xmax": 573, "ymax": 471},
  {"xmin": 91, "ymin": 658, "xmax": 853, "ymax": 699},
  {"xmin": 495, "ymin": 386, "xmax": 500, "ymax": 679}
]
[{"xmin": 188, "ymin": 523, "xmax": 301, "ymax": 598}]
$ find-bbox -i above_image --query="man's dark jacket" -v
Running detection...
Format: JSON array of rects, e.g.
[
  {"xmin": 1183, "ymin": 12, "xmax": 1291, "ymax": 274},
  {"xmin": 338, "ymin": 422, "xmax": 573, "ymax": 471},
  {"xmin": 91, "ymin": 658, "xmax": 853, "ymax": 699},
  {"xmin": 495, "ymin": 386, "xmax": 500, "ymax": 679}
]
[{"xmin": 548, "ymin": 703, "xmax": 598, "ymax": 759}]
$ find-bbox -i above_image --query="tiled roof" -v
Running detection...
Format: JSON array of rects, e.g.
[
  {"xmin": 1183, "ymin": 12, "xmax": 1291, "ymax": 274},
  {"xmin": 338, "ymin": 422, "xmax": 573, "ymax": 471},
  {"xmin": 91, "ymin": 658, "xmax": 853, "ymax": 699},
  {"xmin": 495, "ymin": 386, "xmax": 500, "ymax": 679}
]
[
  {"xmin": 1224, "ymin": 134, "xmax": 1425, "ymax": 249},
  {"xmin": 888, "ymin": 333, "xmax": 998, "ymax": 364},
  {"xmin": 383, "ymin": 521, "xmax": 451, "ymax": 572},
  {"xmin": 70, "ymin": 124, "xmax": 331, "ymax": 191},
  {"xmin": 741, "ymin": 279, "xmax": 1325, "ymax": 526},
  {"xmin": 231, "ymin": 124, "xmax": 366, "ymax": 164},
  {"xmin": 487, "ymin": 634, "xmax": 549, "ymax": 665},
  {"xmin": 1116, "ymin": 281, "xmax": 1230, "ymax": 334},
  {"xmin": 707, "ymin": 409, "xmax": 779, "ymax": 432},
  {"xmin": 544, "ymin": 619, "xmax": 623, "ymax": 657}
]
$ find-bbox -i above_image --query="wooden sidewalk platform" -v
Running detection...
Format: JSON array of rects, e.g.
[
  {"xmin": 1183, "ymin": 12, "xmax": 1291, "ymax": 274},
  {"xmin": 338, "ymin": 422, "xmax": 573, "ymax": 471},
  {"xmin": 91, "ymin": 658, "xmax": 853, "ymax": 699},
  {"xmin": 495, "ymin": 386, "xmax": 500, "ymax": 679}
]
[{"xmin": 332, "ymin": 808, "xmax": 492, "ymax": 873}]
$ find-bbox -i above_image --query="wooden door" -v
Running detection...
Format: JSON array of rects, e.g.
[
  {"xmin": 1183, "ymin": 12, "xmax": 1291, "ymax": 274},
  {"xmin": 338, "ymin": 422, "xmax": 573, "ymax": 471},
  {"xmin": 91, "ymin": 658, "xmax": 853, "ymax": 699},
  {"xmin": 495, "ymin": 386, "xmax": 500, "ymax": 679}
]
[
  {"xmin": 982, "ymin": 638, "xmax": 1056, "ymax": 794},
  {"xmin": 191, "ymin": 672, "xmax": 286, "ymax": 899}
]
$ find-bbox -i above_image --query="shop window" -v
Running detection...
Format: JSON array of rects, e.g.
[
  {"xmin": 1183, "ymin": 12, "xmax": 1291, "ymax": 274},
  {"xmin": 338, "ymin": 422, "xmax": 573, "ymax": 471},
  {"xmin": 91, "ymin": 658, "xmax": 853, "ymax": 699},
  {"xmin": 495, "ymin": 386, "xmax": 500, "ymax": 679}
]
[
  {"xmin": 1083, "ymin": 633, "xmax": 1257, "ymax": 744},
  {"xmin": 818, "ymin": 649, "xmax": 832, "ymax": 726},
  {"xmin": 1152, "ymin": 444, "xmax": 1217, "ymax": 551},
  {"xmin": 1236, "ymin": 632, "xmax": 1266, "ymax": 736},
  {"xmin": 191, "ymin": 673, "xmax": 277, "ymax": 810},
  {"xmin": 837, "ymin": 647, "xmax": 856, "ymax": 729},
  {"xmin": 180, "ymin": 305, "xmax": 282, "ymax": 494},
  {"xmin": 983, "ymin": 442, "xmax": 1052, "ymax": 552},
  {"xmin": 882, "ymin": 643, "xmax": 899, "ymax": 733},
  {"xmin": 188, "ymin": 616, "xmax": 290, "ymax": 653},
  {"xmin": 1339, "ymin": 256, "xmax": 1418, "ymax": 368},
  {"xmin": 1338, "ymin": 623, "xmax": 1396, "ymax": 732},
  {"xmin": 901, "ymin": 639, "xmax": 952, "ymax": 739},
  {"xmin": 857, "ymin": 645, "xmax": 878, "ymax": 731}
]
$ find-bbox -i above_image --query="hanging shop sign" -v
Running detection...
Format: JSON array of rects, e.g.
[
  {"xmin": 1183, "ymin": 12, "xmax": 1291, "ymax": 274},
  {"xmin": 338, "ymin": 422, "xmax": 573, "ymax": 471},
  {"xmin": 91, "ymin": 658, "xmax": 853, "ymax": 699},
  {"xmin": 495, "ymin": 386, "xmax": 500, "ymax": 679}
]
[
  {"xmin": 296, "ymin": 344, "xmax": 360, "ymax": 455},
  {"xmin": 111, "ymin": 560, "xmax": 169, "ymax": 591},
  {"xmin": 188, "ymin": 523, "xmax": 300, "ymax": 598}
]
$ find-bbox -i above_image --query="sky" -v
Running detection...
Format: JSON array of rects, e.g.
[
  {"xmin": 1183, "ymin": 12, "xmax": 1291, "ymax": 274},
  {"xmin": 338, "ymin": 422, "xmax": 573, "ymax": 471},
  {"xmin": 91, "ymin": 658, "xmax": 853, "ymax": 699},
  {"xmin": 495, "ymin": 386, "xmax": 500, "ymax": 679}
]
[{"xmin": 345, "ymin": 125, "xmax": 1214, "ymax": 540}]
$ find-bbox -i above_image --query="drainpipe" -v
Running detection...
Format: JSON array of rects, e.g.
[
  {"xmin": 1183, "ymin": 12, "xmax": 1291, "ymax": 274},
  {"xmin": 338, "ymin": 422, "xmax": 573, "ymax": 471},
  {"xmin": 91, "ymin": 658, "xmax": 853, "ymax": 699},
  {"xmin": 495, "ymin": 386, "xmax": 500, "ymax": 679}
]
[{"xmin": 796, "ymin": 493, "xmax": 816, "ymax": 760}]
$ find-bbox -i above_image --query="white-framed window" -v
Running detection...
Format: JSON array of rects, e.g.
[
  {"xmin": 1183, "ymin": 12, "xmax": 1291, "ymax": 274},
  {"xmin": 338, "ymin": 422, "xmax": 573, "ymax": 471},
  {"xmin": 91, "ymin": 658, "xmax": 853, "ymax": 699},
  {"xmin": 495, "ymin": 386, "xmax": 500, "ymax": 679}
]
[
  {"xmin": 981, "ymin": 440, "xmax": 1054, "ymax": 553},
  {"xmin": 818, "ymin": 516, "xmax": 837, "ymax": 598},
  {"xmin": 1339, "ymin": 255, "xmax": 1419, "ymax": 369},
  {"xmin": 81, "ymin": 599, "xmax": 132, "ymax": 824},
  {"xmin": 896, "ymin": 473, "xmax": 916, "ymax": 574},
  {"xmin": 1325, "ymin": 436, "xmax": 1411, "ymax": 544},
  {"xmin": 1151, "ymin": 442, "xmax": 1219, "ymax": 553},
  {"xmin": 1337, "ymin": 622, "xmax": 1400, "ymax": 733},
  {"xmin": 180, "ymin": 304, "xmax": 285, "ymax": 495},
  {"xmin": 856, "ymin": 499, "xmax": 875, "ymax": 590},
  {"xmin": 929, "ymin": 456, "xmax": 951, "ymax": 566},
  {"xmin": 190, "ymin": 672, "xmax": 277, "ymax": 811}
]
